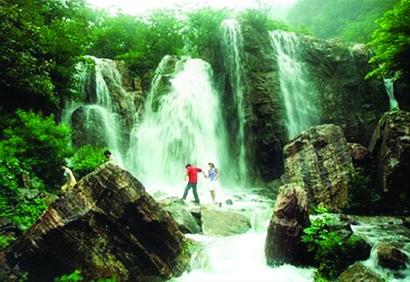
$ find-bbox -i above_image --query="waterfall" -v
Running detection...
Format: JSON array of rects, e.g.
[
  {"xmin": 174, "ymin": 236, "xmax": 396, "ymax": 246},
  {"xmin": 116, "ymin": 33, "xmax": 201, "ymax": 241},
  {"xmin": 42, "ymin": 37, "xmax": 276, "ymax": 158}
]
[
  {"xmin": 383, "ymin": 78, "xmax": 400, "ymax": 110},
  {"xmin": 269, "ymin": 30, "xmax": 319, "ymax": 139},
  {"xmin": 62, "ymin": 56, "xmax": 134, "ymax": 166},
  {"xmin": 220, "ymin": 19, "xmax": 248, "ymax": 183},
  {"xmin": 126, "ymin": 58, "xmax": 227, "ymax": 191}
]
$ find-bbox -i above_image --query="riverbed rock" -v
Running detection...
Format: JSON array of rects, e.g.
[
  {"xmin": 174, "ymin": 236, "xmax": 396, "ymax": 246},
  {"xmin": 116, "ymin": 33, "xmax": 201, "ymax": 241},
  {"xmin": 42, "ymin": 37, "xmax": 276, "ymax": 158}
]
[
  {"xmin": 376, "ymin": 242, "xmax": 409, "ymax": 270},
  {"xmin": 265, "ymin": 184, "xmax": 310, "ymax": 266},
  {"xmin": 369, "ymin": 111, "xmax": 410, "ymax": 213},
  {"xmin": 200, "ymin": 207, "xmax": 251, "ymax": 236},
  {"xmin": 160, "ymin": 199, "xmax": 201, "ymax": 234},
  {"xmin": 5, "ymin": 163, "xmax": 190, "ymax": 281},
  {"xmin": 338, "ymin": 263, "xmax": 384, "ymax": 282},
  {"xmin": 283, "ymin": 124, "xmax": 352, "ymax": 211}
]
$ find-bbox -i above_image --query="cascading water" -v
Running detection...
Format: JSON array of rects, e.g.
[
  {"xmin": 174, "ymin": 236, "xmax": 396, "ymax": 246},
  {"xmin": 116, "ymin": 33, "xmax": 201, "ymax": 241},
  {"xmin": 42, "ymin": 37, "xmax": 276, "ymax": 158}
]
[
  {"xmin": 383, "ymin": 78, "xmax": 400, "ymax": 110},
  {"xmin": 126, "ymin": 57, "xmax": 227, "ymax": 191},
  {"xmin": 62, "ymin": 56, "xmax": 134, "ymax": 165},
  {"xmin": 269, "ymin": 30, "xmax": 319, "ymax": 139},
  {"xmin": 220, "ymin": 19, "xmax": 248, "ymax": 182}
]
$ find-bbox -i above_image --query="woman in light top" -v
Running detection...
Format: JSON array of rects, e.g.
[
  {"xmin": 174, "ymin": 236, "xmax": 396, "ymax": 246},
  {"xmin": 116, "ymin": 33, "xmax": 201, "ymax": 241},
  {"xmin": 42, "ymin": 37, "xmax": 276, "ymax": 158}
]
[{"xmin": 207, "ymin": 162, "xmax": 220, "ymax": 205}]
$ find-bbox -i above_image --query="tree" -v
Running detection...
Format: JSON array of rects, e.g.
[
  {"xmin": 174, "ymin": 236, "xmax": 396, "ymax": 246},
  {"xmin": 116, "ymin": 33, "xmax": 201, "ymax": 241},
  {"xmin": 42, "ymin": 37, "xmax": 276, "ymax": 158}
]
[{"xmin": 368, "ymin": 0, "xmax": 410, "ymax": 79}]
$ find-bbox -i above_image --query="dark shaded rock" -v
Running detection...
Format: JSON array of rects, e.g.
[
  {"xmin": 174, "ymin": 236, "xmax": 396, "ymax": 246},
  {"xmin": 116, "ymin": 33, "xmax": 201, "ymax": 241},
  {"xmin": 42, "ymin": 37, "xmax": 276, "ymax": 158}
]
[
  {"xmin": 377, "ymin": 242, "xmax": 408, "ymax": 270},
  {"xmin": 225, "ymin": 199, "xmax": 233, "ymax": 205},
  {"xmin": 5, "ymin": 163, "xmax": 190, "ymax": 281},
  {"xmin": 369, "ymin": 111, "xmax": 410, "ymax": 214},
  {"xmin": 284, "ymin": 124, "xmax": 352, "ymax": 211},
  {"xmin": 338, "ymin": 263, "xmax": 384, "ymax": 282},
  {"xmin": 348, "ymin": 143, "xmax": 370, "ymax": 168},
  {"xmin": 265, "ymin": 184, "xmax": 310, "ymax": 266},
  {"xmin": 403, "ymin": 217, "xmax": 410, "ymax": 229},
  {"xmin": 201, "ymin": 207, "xmax": 251, "ymax": 236},
  {"xmin": 0, "ymin": 219, "xmax": 21, "ymax": 239},
  {"xmin": 395, "ymin": 77, "xmax": 410, "ymax": 111}
]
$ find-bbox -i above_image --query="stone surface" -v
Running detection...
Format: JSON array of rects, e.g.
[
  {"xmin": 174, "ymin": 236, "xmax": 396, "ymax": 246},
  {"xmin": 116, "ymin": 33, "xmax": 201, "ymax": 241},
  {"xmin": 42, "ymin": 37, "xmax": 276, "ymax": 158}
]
[
  {"xmin": 5, "ymin": 163, "xmax": 190, "ymax": 281},
  {"xmin": 369, "ymin": 111, "xmax": 410, "ymax": 213},
  {"xmin": 265, "ymin": 184, "xmax": 310, "ymax": 266},
  {"xmin": 200, "ymin": 207, "xmax": 251, "ymax": 236},
  {"xmin": 377, "ymin": 242, "xmax": 409, "ymax": 270},
  {"xmin": 348, "ymin": 143, "xmax": 370, "ymax": 166},
  {"xmin": 283, "ymin": 124, "xmax": 352, "ymax": 211},
  {"xmin": 338, "ymin": 263, "xmax": 384, "ymax": 282},
  {"xmin": 160, "ymin": 199, "xmax": 201, "ymax": 234}
]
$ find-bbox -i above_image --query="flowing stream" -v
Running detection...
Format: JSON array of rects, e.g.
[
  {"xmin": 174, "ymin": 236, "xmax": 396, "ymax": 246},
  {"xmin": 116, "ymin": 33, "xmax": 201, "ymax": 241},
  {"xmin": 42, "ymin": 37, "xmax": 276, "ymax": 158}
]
[{"xmin": 269, "ymin": 30, "xmax": 319, "ymax": 139}]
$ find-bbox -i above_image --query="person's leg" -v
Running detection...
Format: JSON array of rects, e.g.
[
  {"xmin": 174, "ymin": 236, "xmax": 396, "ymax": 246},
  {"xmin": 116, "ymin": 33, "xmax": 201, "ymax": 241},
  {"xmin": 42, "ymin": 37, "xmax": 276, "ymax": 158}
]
[
  {"xmin": 192, "ymin": 183, "xmax": 200, "ymax": 204},
  {"xmin": 210, "ymin": 190, "xmax": 216, "ymax": 204},
  {"xmin": 182, "ymin": 183, "xmax": 191, "ymax": 200}
]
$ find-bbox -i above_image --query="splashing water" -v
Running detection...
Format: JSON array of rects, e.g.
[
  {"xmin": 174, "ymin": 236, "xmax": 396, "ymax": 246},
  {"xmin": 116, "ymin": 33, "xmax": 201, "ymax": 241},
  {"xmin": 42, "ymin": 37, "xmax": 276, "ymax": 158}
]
[
  {"xmin": 269, "ymin": 30, "xmax": 319, "ymax": 139},
  {"xmin": 126, "ymin": 58, "xmax": 227, "ymax": 191},
  {"xmin": 221, "ymin": 19, "xmax": 248, "ymax": 183}
]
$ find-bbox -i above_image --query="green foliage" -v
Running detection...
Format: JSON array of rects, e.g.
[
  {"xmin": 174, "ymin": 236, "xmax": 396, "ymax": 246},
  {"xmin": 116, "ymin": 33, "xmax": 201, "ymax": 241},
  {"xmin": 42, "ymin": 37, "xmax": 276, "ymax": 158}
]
[
  {"xmin": 54, "ymin": 270, "xmax": 83, "ymax": 282},
  {"xmin": 70, "ymin": 145, "xmax": 107, "ymax": 178},
  {"xmin": 239, "ymin": 8, "xmax": 291, "ymax": 33},
  {"xmin": 183, "ymin": 8, "xmax": 230, "ymax": 57},
  {"xmin": 0, "ymin": 0, "xmax": 94, "ymax": 111},
  {"xmin": 0, "ymin": 234, "xmax": 15, "ymax": 250},
  {"xmin": 368, "ymin": 0, "xmax": 410, "ymax": 78},
  {"xmin": 287, "ymin": 0, "xmax": 399, "ymax": 43},
  {"xmin": 346, "ymin": 167, "xmax": 381, "ymax": 213},
  {"xmin": 301, "ymin": 208, "xmax": 363, "ymax": 280},
  {"xmin": 2, "ymin": 110, "xmax": 73, "ymax": 188}
]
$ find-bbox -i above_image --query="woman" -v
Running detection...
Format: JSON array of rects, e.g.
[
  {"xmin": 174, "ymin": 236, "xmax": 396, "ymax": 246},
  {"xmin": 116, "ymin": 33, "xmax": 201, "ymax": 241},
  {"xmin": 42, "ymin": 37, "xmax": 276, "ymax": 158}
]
[{"xmin": 206, "ymin": 162, "xmax": 220, "ymax": 205}]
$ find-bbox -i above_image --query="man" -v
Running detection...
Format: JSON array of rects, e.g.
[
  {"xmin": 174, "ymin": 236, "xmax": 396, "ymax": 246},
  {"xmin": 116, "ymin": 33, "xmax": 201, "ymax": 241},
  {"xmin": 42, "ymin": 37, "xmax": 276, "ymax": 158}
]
[{"xmin": 182, "ymin": 164, "xmax": 205, "ymax": 204}]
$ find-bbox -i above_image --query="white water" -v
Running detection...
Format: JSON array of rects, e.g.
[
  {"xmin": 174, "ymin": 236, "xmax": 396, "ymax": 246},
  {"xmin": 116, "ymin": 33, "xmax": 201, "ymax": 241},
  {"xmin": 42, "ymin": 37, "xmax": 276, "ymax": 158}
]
[
  {"xmin": 383, "ymin": 78, "xmax": 400, "ymax": 110},
  {"xmin": 221, "ymin": 19, "xmax": 248, "ymax": 182},
  {"xmin": 269, "ymin": 30, "xmax": 319, "ymax": 139},
  {"xmin": 172, "ymin": 194, "xmax": 315, "ymax": 282},
  {"xmin": 126, "ymin": 58, "xmax": 227, "ymax": 191},
  {"xmin": 62, "ymin": 56, "xmax": 130, "ymax": 166},
  {"xmin": 352, "ymin": 216, "xmax": 410, "ymax": 281}
]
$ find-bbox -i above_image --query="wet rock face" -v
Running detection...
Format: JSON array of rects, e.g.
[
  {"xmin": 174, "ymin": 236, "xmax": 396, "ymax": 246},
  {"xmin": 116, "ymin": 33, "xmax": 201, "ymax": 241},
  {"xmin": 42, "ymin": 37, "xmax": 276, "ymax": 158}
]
[
  {"xmin": 369, "ymin": 111, "xmax": 410, "ymax": 213},
  {"xmin": 377, "ymin": 242, "xmax": 409, "ymax": 270},
  {"xmin": 160, "ymin": 199, "xmax": 201, "ymax": 234},
  {"xmin": 5, "ymin": 163, "xmax": 189, "ymax": 281},
  {"xmin": 200, "ymin": 207, "xmax": 251, "ymax": 236},
  {"xmin": 338, "ymin": 263, "xmax": 384, "ymax": 282},
  {"xmin": 283, "ymin": 124, "xmax": 352, "ymax": 211},
  {"xmin": 265, "ymin": 184, "xmax": 309, "ymax": 266},
  {"xmin": 241, "ymin": 24, "xmax": 287, "ymax": 181}
]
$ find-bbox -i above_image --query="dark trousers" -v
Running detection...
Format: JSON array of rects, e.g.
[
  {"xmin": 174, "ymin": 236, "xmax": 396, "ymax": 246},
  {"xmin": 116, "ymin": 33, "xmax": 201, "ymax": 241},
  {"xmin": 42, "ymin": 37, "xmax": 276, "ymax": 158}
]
[{"xmin": 182, "ymin": 182, "xmax": 200, "ymax": 203}]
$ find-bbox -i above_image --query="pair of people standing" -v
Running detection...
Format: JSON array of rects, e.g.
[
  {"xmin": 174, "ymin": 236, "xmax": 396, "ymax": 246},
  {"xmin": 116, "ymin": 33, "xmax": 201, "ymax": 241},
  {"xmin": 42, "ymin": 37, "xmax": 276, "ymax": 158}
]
[{"xmin": 182, "ymin": 162, "xmax": 220, "ymax": 204}]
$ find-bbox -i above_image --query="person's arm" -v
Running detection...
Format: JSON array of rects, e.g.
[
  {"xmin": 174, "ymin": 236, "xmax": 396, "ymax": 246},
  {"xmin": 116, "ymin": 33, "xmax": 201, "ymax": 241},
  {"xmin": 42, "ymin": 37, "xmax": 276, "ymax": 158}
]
[{"xmin": 185, "ymin": 170, "xmax": 189, "ymax": 181}]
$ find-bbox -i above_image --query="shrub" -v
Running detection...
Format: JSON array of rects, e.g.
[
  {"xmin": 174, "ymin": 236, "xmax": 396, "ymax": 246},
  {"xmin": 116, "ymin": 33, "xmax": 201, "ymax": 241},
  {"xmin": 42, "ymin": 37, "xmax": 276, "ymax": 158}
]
[
  {"xmin": 54, "ymin": 270, "xmax": 83, "ymax": 282},
  {"xmin": 0, "ymin": 234, "xmax": 15, "ymax": 250},
  {"xmin": 70, "ymin": 145, "xmax": 107, "ymax": 178}
]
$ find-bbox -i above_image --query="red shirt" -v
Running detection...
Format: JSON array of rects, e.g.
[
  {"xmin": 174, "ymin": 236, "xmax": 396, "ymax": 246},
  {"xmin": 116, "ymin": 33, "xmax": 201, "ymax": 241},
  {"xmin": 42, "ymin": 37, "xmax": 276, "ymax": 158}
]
[{"xmin": 186, "ymin": 167, "xmax": 202, "ymax": 184}]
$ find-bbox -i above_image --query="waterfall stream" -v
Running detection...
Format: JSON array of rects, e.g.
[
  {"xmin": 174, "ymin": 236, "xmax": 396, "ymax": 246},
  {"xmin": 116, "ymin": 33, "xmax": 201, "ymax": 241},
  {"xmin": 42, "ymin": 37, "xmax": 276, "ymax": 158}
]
[
  {"xmin": 220, "ymin": 19, "xmax": 248, "ymax": 183},
  {"xmin": 125, "ymin": 58, "xmax": 228, "ymax": 191},
  {"xmin": 269, "ymin": 30, "xmax": 319, "ymax": 139},
  {"xmin": 383, "ymin": 78, "xmax": 400, "ymax": 110}
]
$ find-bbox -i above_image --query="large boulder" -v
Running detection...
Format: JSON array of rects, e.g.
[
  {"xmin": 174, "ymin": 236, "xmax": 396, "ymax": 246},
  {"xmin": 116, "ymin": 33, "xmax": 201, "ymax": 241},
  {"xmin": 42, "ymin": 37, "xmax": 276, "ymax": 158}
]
[
  {"xmin": 376, "ymin": 242, "xmax": 408, "ymax": 270},
  {"xmin": 4, "ymin": 163, "xmax": 190, "ymax": 281},
  {"xmin": 160, "ymin": 199, "xmax": 201, "ymax": 234},
  {"xmin": 338, "ymin": 263, "xmax": 384, "ymax": 282},
  {"xmin": 265, "ymin": 184, "xmax": 310, "ymax": 266},
  {"xmin": 200, "ymin": 207, "xmax": 251, "ymax": 236},
  {"xmin": 283, "ymin": 124, "xmax": 352, "ymax": 211},
  {"xmin": 369, "ymin": 111, "xmax": 410, "ymax": 213}
]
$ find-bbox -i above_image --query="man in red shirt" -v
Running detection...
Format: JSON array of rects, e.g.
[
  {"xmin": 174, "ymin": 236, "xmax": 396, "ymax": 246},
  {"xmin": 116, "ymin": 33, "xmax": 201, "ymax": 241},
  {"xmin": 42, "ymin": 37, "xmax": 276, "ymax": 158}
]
[{"xmin": 182, "ymin": 164, "xmax": 204, "ymax": 204}]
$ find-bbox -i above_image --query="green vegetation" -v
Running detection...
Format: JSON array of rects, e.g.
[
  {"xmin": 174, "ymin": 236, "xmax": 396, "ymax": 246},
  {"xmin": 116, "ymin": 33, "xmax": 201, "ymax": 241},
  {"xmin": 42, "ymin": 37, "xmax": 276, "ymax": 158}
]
[
  {"xmin": 0, "ymin": 234, "xmax": 16, "ymax": 250},
  {"xmin": 54, "ymin": 270, "xmax": 117, "ymax": 282},
  {"xmin": 287, "ymin": 0, "xmax": 399, "ymax": 43},
  {"xmin": 302, "ymin": 208, "xmax": 368, "ymax": 280},
  {"xmin": 368, "ymin": 0, "xmax": 410, "ymax": 78},
  {"xmin": 345, "ymin": 167, "xmax": 381, "ymax": 214},
  {"xmin": 70, "ymin": 145, "xmax": 107, "ymax": 178}
]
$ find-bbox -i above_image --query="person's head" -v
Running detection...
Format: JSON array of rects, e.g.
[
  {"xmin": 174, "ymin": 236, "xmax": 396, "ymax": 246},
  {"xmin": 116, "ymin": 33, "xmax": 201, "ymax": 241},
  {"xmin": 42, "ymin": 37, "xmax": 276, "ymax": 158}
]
[
  {"xmin": 185, "ymin": 163, "xmax": 192, "ymax": 169},
  {"xmin": 104, "ymin": 150, "xmax": 112, "ymax": 159},
  {"xmin": 208, "ymin": 162, "xmax": 215, "ymax": 168}
]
